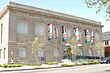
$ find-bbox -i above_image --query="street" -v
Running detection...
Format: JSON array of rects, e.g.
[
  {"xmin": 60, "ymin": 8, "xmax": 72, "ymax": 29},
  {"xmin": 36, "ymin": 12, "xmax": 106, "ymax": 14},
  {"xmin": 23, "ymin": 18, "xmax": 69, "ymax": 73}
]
[{"xmin": 1, "ymin": 64, "xmax": 110, "ymax": 73}]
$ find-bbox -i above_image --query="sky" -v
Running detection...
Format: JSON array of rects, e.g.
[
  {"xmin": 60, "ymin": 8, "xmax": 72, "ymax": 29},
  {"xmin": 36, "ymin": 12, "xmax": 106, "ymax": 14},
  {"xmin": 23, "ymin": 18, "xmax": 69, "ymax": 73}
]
[{"xmin": 0, "ymin": 0, "xmax": 109, "ymax": 32}]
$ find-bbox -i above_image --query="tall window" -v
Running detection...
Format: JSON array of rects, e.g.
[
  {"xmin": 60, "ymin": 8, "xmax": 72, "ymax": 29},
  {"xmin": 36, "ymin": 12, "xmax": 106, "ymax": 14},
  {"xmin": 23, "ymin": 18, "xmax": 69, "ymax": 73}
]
[
  {"xmin": 35, "ymin": 23, "xmax": 44, "ymax": 36},
  {"xmin": 54, "ymin": 48, "xmax": 59, "ymax": 57},
  {"xmin": 62, "ymin": 26, "xmax": 68, "ymax": 41},
  {"xmin": 105, "ymin": 40, "xmax": 109, "ymax": 45},
  {"xmin": 19, "ymin": 48, "xmax": 26, "ymax": 58},
  {"xmin": 84, "ymin": 29, "xmax": 90, "ymax": 43},
  {"xmin": 53, "ymin": 26, "xmax": 58, "ymax": 39},
  {"xmin": 74, "ymin": 28, "xmax": 80, "ymax": 41},
  {"xmin": 48, "ymin": 24, "xmax": 53, "ymax": 40},
  {"xmin": 48, "ymin": 24, "xmax": 58, "ymax": 41},
  {"xmin": 17, "ymin": 22, "xmax": 28, "ymax": 34},
  {"xmin": 37, "ymin": 48, "xmax": 44, "ymax": 57},
  {"xmin": 94, "ymin": 32, "xmax": 99, "ymax": 42},
  {"xmin": 0, "ymin": 24, "xmax": 3, "ymax": 44},
  {"xmin": 91, "ymin": 30, "xmax": 94, "ymax": 43},
  {"xmin": 0, "ymin": 49, "xmax": 1, "ymax": 59},
  {"xmin": 4, "ymin": 48, "xmax": 6, "ymax": 59}
]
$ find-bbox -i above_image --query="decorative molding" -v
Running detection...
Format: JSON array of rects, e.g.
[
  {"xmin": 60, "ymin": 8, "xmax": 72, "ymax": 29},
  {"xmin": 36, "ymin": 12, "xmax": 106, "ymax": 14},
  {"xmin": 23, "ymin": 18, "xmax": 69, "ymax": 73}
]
[{"xmin": 0, "ymin": 2, "xmax": 103, "ymax": 28}]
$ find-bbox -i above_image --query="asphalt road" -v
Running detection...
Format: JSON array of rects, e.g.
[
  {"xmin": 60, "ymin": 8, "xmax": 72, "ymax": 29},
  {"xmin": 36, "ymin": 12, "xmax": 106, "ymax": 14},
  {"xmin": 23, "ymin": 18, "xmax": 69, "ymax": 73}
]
[{"xmin": 1, "ymin": 64, "xmax": 110, "ymax": 73}]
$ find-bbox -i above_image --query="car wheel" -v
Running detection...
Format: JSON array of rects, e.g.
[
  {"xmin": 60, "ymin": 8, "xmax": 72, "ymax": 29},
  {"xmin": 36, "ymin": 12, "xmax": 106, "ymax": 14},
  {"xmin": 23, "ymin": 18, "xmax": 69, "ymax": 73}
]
[{"xmin": 107, "ymin": 60, "xmax": 110, "ymax": 64}]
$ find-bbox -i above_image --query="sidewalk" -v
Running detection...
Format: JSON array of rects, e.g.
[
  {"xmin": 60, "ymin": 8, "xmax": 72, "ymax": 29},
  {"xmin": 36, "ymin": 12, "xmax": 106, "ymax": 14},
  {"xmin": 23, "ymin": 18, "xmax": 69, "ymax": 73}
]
[{"xmin": 0, "ymin": 64, "xmax": 61, "ymax": 72}]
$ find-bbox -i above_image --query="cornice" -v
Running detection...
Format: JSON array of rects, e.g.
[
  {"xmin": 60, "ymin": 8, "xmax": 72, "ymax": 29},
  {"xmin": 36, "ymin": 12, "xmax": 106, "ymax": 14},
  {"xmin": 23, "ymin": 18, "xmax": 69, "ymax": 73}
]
[
  {"xmin": 0, "ymin": 2, "xmax": 103, "ymax": 28},
  {"xmin": 0, "ymin": 6, "xmax": 8, "ymax": 20}
]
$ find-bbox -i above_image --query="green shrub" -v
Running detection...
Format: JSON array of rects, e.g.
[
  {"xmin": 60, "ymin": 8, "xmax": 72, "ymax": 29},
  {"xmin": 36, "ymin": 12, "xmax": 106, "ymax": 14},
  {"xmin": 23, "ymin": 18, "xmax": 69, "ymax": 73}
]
[
  {"xmin": 14, "ymin": 64, "xmax": 22, "ymax": 67},
  {"xmin": 82, "ymin": 62, "xmax": 89, "ymax": 65},
  {"xmin": 1, "ymin": 64, "xmax": 22, "ymax": 68},
  {"xmin": 0, "ymin": 64, "xmax": 2, "ymax": 67},
  {"xmin": 62, "ymin": 64, "xmax": 74, "ymax": 67},
  {"xmin": 61, "ymin": 60, "xmax": 100, "ymax": 67},
  {"xmin": 87, "ymin": 60, "xmax": 100, "ymax": 64},
  {"xmin": 45, "ymin": 62, "xmax": 59, "ymax": 65},
  {"xmin": 73, "ymin": 63, "xmax": 80, "ymax": 66},
  {"xmin": 2, "ymin": 64, "xmax": 8, "ymax": 68}
]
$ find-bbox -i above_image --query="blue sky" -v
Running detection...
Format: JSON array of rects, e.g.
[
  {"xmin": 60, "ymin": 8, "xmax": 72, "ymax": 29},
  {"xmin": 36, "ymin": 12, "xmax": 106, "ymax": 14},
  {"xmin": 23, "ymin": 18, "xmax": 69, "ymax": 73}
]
[{"xmin": 0, "ymin": 0, "xmax": 109, "ymax": 32}]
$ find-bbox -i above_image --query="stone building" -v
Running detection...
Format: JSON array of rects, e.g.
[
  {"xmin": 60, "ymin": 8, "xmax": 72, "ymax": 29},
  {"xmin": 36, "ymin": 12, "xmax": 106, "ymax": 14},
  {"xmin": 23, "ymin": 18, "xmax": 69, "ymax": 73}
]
[{"xmin": 0, "ymin": 2, "xmax": 103, "ymax": 64}]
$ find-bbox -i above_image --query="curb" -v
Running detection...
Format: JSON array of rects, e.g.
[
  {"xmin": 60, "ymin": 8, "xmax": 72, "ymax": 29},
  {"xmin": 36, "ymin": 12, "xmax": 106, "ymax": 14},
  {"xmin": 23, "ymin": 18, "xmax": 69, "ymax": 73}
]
[
  {"xmin": 0, "ymin": 66, "xmax": 61, "ymax": 72},
  {"xmin": 0, "ymin": 64, "xmax": 101, "ymax": 72}
]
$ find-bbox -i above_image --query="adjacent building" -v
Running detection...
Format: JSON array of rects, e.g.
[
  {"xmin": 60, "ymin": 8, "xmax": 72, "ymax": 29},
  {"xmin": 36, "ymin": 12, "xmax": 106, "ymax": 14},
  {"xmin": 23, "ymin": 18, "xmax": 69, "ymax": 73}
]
[
  {"xmin": 0, "ymin": 2, "xmax": 103, "ymax": 64},
  {"xmin": 103, "ymin": 31, "xmax": 110, "ymax": 57}
]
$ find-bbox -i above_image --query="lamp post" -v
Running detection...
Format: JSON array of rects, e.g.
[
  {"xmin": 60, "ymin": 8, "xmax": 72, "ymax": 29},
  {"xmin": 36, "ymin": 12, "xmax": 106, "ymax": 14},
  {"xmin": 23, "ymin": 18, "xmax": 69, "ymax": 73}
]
[{"xmin": 11, "ymin": 51, "xmax": 14, "ymax": 64}]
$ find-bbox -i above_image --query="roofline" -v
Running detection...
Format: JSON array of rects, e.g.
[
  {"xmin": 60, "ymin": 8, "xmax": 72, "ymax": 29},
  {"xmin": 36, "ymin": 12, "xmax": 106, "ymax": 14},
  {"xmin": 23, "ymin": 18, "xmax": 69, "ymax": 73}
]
[
  {"xmin": 0, "ymin": 1, "xmax": 103, "ymax": 27},
  {"xmin": 103, "ymin": 31, "xmax": 110, "ymax": 33},
  {"xmin": 0, "ymin": 5, "xmax": 8, "ymax": 20}
]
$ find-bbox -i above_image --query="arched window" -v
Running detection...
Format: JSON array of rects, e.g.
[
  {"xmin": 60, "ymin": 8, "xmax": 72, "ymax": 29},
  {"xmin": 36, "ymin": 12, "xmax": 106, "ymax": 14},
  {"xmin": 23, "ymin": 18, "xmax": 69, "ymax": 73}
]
[
  {"xmin": 62, "ymin": 26, "xmax": 68, "ymax": 41},
  {"xmin": 84, "ymin": 29, "xmax": 90, "ymax": 43},
  {"xmin": 35, "ymin": 23, "xmax": 44, "ymax": 36},
  {"xmin": 37, "ymin": 48, "xmax": 44, "ymax": 57},
  {"xmin": 74, "ymin": 28, "xmax": 80, "ymax": 41},
  {"xmin": 95, "ymin": 32, "xmax": 99, "ymax": 42},
  {"xmin": 17, "ymin": 22, "xmax": 28, "ymax": 34},
  {"xmin": 48, "ymin": 24, "xmax": 58, "ymax": 40}
]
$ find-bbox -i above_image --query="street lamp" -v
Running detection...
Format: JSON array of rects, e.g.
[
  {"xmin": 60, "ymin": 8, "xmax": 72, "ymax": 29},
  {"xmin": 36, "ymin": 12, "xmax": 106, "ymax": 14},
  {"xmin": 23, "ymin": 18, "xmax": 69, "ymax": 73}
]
[{"xmin": 11, "ymin": 51, "xmax": 14, "ymax": 64}]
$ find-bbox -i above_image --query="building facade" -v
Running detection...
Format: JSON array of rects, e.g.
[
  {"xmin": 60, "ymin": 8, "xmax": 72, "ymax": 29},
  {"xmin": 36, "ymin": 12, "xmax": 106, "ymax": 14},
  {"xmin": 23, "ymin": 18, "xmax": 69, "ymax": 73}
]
[
  {"xmin": 0, "ymin": 2, "xmax": 103, "ymax": 64},
  {"xmin": 103, "ymin": 31, "xmax": 110, "ymax": 57}
]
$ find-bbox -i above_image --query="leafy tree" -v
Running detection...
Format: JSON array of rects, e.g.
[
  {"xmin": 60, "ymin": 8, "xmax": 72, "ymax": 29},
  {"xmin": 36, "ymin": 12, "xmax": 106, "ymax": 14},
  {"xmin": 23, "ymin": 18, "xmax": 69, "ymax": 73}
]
[
  {"xmin": 93, "ymin": 42, "xmax": 104, "ymax": 57},
  {"xmin": 70, "ymin": 38, "xmax": 82, "ymax": 60},
  {"xmin": 85, "ymin": 0, "xmax": 110, "ymax": 20},
  {"xmin": 71, "ymin": 38, "xmax": 79, "ymax": 46},
  {"xmin": 32, "ymin": 37, "xmax": 44, "ymax": 65}
]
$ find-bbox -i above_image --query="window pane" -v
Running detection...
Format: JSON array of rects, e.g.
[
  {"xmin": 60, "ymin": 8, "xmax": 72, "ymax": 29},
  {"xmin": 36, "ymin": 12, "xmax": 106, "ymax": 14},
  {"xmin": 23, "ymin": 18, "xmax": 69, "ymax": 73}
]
[
  {"xmin": 95, "ymin": 32, "xmax": 99, "ymax": 42},
  {"xmin": 37, "ymin": 48, "xmax": 44, "ymax": 57},
  {"xmin": 17, "ymin": 22, "xmax": 28, "ymax": 34},
  {"xmin": 19, "ymin": 48, "xmax": 25, "ymax": 58},
  {"xmin": 35, "ymin": 23, "xmax": 44, "ymax": 36},
  {"xmin": 0, "ymin": 49, "xmax": 1, "ymax": 59}
]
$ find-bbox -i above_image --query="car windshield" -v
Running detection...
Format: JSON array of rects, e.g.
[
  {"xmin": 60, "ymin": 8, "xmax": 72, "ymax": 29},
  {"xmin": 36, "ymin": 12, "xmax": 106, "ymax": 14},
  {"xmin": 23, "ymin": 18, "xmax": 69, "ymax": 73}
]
[{"xmin": 104, "ymin": 56, "xmax": 110, "ymax": 60}]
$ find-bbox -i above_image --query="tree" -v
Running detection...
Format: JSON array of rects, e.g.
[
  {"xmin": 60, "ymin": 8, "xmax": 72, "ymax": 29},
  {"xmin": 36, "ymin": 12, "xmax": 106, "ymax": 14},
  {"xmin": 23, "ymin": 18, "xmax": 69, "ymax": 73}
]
[
  {"xmin": 71, "ymin": 38, "xmax": 79, "ymax": 46},
  {"xmin": 93, "ymin": 42, "xmax": 104, "ymax": 57},
  {"xmin": 85, "ymin": 0, "xmax": 110, "ymax": 20},
  {"xmin": 32, "ymin": 37, "xmax": 44, "ymax": 65},
  {"xmin": 70, "ymin": 38, "xmax": 81, "ymax": 60}
]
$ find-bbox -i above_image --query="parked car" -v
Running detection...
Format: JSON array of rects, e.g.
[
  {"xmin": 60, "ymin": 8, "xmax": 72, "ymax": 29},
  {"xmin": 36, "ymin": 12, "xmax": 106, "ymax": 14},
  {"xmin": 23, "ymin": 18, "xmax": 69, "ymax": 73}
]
[{"xmin": 100, "ymin": 56, "xmax": 110, "ymax": 64}]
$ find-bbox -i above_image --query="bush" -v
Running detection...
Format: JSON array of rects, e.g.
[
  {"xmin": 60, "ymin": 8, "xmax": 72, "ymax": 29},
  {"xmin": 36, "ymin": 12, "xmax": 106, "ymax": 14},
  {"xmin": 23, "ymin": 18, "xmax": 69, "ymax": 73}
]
[
  {"xmin": 2, "ymin": 64, "xmax": 8, "ymax": 68},
  {"xmin": 62, "ymin": 64, "xmax": 74, "ymax": 67},
  {"xmin": 45, "ymin": 62, "xmax": 59, "ymax": 65},
  {"xmin": 0, "ymin": 64, "xmax": 2, "ymax": 67},
  {"xmin": 81, "ymin": 62, "xmax": 89, "ymax": 65},
  {"xmin": 61, "ymin": 60, "xmax": 100, "ymax": 67},
  {"xmin": 88, "ymin": 60, "xmax": 100, "ymax": 64},
  {"xmin": 0, "ymin": 64, "xmax": 22, "ymax": 68}
]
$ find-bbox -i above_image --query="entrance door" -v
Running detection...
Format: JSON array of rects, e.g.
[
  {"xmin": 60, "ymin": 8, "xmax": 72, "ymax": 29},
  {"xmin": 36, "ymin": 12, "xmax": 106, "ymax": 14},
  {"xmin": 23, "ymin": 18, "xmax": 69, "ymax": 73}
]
[
  {"xmin": 105, "ymin": 46, "xmax": 110, "ymax": 57},
  {"xmin": 67, "ymin": 47, "xmax": 72, "ymax": 60}
]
